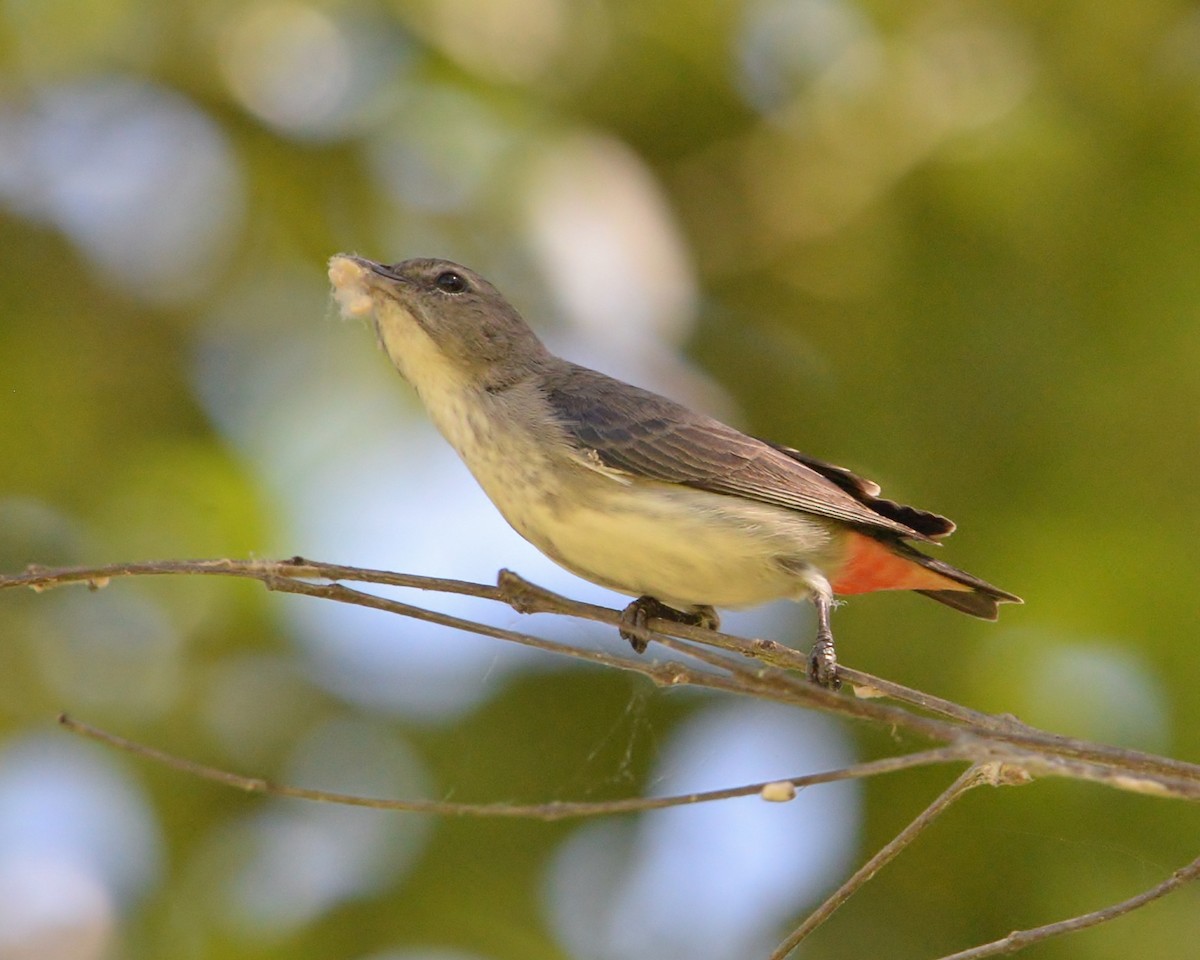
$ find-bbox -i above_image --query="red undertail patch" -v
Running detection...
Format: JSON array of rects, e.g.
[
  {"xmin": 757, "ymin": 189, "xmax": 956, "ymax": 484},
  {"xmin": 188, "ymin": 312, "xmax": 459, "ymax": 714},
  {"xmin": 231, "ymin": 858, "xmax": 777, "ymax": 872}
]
[{"xmin": 831, "ymin": 533, "xmax": 969, "ymax": 596}]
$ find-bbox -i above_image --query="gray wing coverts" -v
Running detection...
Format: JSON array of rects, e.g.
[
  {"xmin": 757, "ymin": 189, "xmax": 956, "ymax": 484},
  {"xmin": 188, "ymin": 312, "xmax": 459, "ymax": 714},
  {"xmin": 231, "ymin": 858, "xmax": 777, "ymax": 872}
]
[{"xmin": 542, "ymin": 365, "xmax": 952, "ymax": 542}]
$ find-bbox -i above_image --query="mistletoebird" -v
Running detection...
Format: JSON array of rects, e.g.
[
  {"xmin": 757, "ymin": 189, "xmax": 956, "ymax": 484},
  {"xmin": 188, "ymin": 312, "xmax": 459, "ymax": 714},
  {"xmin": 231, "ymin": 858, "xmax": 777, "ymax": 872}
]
[{"xmin": 328, "ymin": 255, "xmax": 1021, "ymax": 686}]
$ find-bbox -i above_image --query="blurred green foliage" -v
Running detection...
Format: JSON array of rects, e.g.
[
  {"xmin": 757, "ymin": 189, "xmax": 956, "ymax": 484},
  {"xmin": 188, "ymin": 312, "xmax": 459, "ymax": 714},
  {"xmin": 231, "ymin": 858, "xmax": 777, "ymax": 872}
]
[{"xmin": 3, "ymin": 0, "xmax": 1200, "ymax": 957}]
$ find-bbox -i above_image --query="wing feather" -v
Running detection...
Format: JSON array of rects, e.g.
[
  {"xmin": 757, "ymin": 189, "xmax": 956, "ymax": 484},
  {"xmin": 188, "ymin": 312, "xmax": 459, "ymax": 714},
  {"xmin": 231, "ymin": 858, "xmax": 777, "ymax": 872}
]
[
  {"xmin": 759, "ymin": 441, "xmax": 956, "ymax": 538},
  {"xmin": 543, "ymin": 364, "xmax": 941, "ymax": 541}
]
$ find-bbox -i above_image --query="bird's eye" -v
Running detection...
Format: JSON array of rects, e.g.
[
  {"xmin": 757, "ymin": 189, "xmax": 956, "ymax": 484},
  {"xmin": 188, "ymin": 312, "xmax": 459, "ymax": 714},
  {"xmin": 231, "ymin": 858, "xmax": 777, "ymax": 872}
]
[{"xmin": 434, "ymin": 271, "xmax": 467, "ymax": 294}]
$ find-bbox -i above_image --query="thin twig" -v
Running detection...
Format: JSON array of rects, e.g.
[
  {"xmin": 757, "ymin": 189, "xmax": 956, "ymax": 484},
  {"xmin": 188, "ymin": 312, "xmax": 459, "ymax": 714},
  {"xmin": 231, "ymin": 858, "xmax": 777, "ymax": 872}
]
[
  {"xmin": 57, "ymin": 713, "xmax": 970, "ymax": 820},
  {"xmin": 769, "ymin": 763, "xmax": 1005, "ymax": 959},
  {"xmin": 837, "ymin": 664, "xmax": 1033, "ymax": 734},
  {"xmin": 932, "ymin": 852, "xmax": 1200, "ymax": 959}
]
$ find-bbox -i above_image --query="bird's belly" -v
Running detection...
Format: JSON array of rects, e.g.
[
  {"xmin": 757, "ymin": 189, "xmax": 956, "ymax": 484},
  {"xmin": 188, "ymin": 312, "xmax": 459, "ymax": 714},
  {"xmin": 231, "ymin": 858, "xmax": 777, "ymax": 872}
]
[
  {"xmin": 441, "ymin": 405, "xmax": 843, "ymax": 610},
  {"xmin": 500, "ymin": 479, "xmax": 844, "ymax": 610}
]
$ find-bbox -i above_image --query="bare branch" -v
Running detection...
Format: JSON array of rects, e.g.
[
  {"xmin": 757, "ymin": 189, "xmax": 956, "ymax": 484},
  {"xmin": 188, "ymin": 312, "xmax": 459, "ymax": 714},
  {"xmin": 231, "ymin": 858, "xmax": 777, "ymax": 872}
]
[
  {"xmin": 7, "ymin": 557, "xmax": 1200, "ymax": 800},
  {"xmin": 57, "ymin": 713, "xmax": 970, "ymax": 820},
  {"xmin": 6, "ymin": 557, "xmax": 1200, "ymax": 960}
]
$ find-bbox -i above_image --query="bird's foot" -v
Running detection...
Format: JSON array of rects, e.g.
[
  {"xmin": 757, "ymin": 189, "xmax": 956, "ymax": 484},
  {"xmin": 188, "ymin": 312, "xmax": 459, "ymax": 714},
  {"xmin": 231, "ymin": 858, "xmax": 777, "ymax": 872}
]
[
  {"xmin": 619, "ymin": 597, "xmax": 719, "ymax": 654},
  {"xmin": 807, "ymin": 631, "xmax": 841, "ymax": 690}
]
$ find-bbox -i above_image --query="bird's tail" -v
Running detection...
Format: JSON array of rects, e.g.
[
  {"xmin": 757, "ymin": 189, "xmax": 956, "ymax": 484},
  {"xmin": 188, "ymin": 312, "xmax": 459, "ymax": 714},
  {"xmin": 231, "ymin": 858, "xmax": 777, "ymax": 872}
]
[
  {"xmin": 907, "ymin": 549, "xmax": 1022, "ymax": 621},
  {"xmin": 915, "ymin": 586, "xmax": 1018, "ymax": 620},
  {"xmin": 831, "ymin": 532, "xmax": 1022, "ymax": 620}
]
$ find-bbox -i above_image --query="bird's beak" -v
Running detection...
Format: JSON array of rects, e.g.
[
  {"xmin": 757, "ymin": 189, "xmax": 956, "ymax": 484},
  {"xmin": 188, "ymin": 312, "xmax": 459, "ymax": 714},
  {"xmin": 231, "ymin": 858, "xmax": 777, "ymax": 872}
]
[{"xmin": 361, "ymin": 259, "xmax": 411, "ymax": 284}]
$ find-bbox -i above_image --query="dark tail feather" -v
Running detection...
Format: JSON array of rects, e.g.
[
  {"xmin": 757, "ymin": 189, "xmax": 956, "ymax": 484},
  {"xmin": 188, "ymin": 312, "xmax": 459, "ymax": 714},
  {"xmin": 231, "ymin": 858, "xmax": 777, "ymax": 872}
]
[
  {"xmin": 917, "ymin": 588, "xmax": 1009, "ymax": 620},
  {"xmin": 893, "ymin": 541, "xmax": 1023, "ymax": 621}
]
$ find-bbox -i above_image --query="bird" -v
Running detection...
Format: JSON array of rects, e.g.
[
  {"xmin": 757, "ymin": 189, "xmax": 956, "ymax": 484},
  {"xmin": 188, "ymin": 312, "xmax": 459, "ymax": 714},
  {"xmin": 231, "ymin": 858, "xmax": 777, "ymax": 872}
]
[{"xmin": 327, "ymin": 254, "xmax": 1021, "ymax": 686}]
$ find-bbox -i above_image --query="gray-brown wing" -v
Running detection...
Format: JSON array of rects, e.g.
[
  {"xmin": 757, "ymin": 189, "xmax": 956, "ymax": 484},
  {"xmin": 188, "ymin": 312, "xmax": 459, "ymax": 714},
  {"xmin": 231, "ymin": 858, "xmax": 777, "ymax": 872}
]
[
  {"xmin": 758, "ymin": 440, "xmax": 956, "ymax": 539},
  {"xmin": 542, "ymin": 364, "xmax": 936, "ymax": 541}
]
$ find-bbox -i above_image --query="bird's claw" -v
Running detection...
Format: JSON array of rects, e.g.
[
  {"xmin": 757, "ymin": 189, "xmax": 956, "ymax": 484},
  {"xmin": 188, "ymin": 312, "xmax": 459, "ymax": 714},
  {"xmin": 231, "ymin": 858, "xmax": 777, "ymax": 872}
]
[
  {"xmin": 807, "ymin": 633, "xmax": 840, "ymax": 689},
  {"xmin": 619, "ymin": 597, "xmax": 719, "ymax": 654}
]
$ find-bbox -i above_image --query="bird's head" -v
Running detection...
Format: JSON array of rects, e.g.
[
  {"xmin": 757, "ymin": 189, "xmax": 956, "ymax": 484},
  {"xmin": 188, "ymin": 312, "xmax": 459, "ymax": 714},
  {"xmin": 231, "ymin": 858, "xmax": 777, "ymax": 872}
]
[{"xmin": 328, "ymin": 255, "xmax": 548, "ymax": 391}]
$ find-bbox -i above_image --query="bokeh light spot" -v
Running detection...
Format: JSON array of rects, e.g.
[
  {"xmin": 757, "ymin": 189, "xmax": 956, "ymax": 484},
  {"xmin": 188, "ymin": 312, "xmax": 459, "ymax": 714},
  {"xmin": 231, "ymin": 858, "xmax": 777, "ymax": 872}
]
[
  {"xmin": 218, "ymin": 2, "xmax": 408, "ymax": 140},
  {"xmin": 0, "ymin": 77, "xmax": 242, "ymax": 302}
]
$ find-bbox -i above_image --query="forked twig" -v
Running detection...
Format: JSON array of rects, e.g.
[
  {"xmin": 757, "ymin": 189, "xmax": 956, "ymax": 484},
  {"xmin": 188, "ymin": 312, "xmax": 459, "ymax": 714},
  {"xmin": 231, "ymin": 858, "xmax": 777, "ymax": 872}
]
[{"xmin": 769, "ymin": 763, "xmax": 1022, "ymax": 959}]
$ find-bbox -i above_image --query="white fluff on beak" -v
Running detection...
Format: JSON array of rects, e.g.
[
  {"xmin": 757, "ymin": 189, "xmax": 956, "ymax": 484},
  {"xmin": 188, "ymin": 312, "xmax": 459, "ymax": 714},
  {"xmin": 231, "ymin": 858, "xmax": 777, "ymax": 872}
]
[{"xmin": 328, "ymin": 256, "xmax": 376, "ymax": 319}]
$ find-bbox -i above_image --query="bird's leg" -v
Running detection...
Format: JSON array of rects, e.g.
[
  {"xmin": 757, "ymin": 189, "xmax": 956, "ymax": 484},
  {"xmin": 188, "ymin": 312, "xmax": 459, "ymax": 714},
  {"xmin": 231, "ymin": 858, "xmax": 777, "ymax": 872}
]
[
  {"xmin": 807, "ymin": 593, "xmax": 841, "ymax": 689},
  {"xmin": 619, "ymin": 596, "xmax": 720, "ymax": 653}
]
